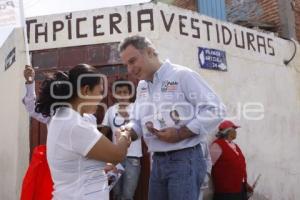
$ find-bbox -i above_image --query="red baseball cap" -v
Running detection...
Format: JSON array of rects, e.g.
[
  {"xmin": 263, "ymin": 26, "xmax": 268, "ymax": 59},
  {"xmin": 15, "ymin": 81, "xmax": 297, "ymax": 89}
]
[{"xmin": 218, "ymin": 120, "xmax": 240, "ymax": 131}]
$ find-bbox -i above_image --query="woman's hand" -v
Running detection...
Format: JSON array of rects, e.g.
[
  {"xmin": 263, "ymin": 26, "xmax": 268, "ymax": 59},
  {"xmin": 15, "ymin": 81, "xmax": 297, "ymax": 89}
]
[{"xmin": 24, "ymin": 65, "xmax": 35, "ymax": 84}]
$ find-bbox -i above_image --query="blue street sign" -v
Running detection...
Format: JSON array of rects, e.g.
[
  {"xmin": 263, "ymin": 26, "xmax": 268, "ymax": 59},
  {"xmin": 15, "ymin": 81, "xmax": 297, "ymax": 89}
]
[{"xmin": 198, "ymin": 47, "xmax": 227, "ymax": 71}]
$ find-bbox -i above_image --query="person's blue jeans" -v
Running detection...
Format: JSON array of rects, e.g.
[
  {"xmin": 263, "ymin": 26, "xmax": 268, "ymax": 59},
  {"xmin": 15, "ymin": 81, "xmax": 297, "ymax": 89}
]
[
  {"xmin": 113, "ymin": 157, "xmax": 141, "ymax": 200},
  {"xmin": 149, "ymin": 144, "xmax": 207, "ymax": 200}
]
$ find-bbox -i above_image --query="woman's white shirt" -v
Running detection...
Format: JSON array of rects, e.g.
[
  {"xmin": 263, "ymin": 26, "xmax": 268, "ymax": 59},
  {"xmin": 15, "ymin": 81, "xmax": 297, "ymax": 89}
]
[{"xmin": 47, "ymin": 107, "xmax": 108, "ymax": 200}]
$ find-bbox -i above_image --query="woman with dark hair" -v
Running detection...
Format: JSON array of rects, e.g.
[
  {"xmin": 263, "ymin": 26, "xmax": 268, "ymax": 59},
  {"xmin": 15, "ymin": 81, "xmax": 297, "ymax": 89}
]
[{"xmin": 35, "ymin": 64, "xmax": 131, "ymax": 200}]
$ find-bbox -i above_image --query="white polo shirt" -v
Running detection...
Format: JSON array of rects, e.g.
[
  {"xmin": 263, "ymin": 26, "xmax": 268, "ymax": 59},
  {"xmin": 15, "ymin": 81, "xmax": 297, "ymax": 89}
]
[
  {"xmin": 130, "ymin": 60, "xmax": 226, "ymax": 152},
  {"xmin": 102, "ymin": 103, "xmax": 142, "ymax": 158},
  {"xmin": 47, "ymin": 107, "xmax": 108, "ymax": 200}
]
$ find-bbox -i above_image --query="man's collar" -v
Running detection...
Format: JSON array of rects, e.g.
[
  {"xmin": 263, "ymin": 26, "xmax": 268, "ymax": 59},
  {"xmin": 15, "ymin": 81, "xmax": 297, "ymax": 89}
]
[{"xmin": 154, "ymin": 59, "xmax": 171, "ymax": 81}]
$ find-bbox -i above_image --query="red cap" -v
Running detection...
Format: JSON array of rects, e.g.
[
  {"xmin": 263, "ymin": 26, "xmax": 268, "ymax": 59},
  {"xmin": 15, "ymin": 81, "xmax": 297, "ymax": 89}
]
[{"xmin": 218, "ymin": 120, "xmax": 240, "ymax": 131}]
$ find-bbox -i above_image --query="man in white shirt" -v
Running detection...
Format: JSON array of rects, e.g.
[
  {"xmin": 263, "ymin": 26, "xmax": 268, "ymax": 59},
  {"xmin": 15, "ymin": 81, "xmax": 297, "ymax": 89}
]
[
  {"xmin": 101, "ymin": 79, "xmax": 142, "ymax": 200},
  {"xmin": 118, "ymin": 35, "xmax": 226, "ymax": 200}
]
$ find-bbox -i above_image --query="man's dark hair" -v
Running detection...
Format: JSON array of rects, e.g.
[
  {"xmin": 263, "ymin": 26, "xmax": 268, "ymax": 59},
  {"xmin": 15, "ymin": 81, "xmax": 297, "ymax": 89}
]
[
  {"xmin": 114, "ymin": 78, "xmax": 132, "ymax": 94},
  {"xmin": 119, "ymin": 35, "xmax": 158, "ymax": 56}
]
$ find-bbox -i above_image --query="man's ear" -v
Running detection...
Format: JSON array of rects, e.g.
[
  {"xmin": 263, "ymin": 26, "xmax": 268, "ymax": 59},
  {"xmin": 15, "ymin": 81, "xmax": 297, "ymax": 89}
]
[
  {"xmin": 80, "ymin": 85, "xmax": 90, "ymax": 96},
  {"xmin": 146, "ymin": 47, "xmax": 155, "ymax": 57}
]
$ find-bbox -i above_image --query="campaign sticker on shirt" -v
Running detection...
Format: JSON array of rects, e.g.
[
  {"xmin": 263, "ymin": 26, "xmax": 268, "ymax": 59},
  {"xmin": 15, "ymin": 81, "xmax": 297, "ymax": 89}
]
[{"xmin": 161, "ymin": 80, "xmax": 178, "ymax": 92}]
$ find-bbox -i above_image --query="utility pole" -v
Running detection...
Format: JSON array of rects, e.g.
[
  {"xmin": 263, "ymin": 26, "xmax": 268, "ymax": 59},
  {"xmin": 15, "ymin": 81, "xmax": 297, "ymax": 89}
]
[{"xmin": 277, "ymin": 0, "xmax": 296, "ymax": 39}]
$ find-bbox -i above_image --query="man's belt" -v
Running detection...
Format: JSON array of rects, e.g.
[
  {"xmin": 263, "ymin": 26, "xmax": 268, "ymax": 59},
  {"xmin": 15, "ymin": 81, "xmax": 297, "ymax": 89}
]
[{"xmin": 154, "ymin": 143, "xmax": 200, "ymax": 156}]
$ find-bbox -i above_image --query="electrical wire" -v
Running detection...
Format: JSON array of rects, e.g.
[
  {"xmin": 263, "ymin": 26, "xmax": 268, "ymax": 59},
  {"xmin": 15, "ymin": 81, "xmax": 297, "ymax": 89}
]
[{"xmin": 284, "ymin": 38, "xmax": 297, "ymax": 66}]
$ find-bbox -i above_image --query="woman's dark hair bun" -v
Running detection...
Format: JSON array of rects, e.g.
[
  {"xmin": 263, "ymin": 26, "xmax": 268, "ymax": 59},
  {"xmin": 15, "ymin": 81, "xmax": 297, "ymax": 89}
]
[{"xmin": 35, "ymin": 64, "xmax": 101, "ymax": 117}]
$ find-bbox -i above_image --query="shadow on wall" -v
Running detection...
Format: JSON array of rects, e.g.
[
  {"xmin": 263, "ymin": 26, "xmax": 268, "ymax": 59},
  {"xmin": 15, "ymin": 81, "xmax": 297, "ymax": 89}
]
[
  {"xmin": 251, "ymin": 192, "xmax": 270, "ymax": 200},
  {"xmin": 202, "ymin": 192, "xmax": 270, "ymax": 200}
]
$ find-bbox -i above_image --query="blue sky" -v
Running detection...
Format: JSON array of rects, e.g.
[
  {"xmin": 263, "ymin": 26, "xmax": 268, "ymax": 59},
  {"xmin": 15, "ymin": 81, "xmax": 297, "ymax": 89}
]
[{"xmin": 0, "ymin": 0, "xmax": 150, "ymax": 46}]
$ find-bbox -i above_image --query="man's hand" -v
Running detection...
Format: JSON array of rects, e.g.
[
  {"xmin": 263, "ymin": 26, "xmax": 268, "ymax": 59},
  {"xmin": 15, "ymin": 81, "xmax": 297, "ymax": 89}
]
[
  {"xmin": 153, "ymin": 127, "xmax": 180, "ymax": 143},
  {"xmin": 116, "ymin": 125, "xmax": 138, "ymax": 142},
  {"xmin": 104, "ymin": 163, "xmax": 124, "ymax": 184},
  {"xmin": 145, "ymin": 121, "xmax": 159, "ymax": 134},
  {"xmin": 104, "ymin": 163, "xmax": 118, "ymax": 174},
  {"xmin": 153, "ymin": 126, "xmax": 196, "ymax": 143},
  {"xmin": 115, "ymin": 127, "xmax": 132, "ymax": 147},
  {"xmin": 24, "ymin": 65, "xmax": 35, "ymax": 84}
]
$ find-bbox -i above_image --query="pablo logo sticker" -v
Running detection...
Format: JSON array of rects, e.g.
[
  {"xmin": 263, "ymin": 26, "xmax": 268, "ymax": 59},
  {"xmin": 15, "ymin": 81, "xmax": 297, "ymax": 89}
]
[{"xmin": 161, "ymin": 80, "xmax": 178, "ymax": 92}]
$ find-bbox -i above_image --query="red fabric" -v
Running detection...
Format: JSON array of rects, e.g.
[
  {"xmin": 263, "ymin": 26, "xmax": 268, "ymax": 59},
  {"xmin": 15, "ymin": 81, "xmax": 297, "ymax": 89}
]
[
  {"xmin": 20, "ymin": 145, "xmax": 53, "ymax": 200},
  {"xmin": 212, "ymin": 139, "xmax": 247, "ymax": 193},
  {"xmin": 218, "ymin": 120, "xmax": 240, "ymax": 130}
]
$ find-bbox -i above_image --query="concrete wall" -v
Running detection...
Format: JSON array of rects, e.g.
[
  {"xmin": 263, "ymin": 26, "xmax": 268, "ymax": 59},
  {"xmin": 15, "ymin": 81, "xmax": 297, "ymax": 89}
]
[
  {"xmin": 0, "ymin": 28, "xmax": 29, "ymax": 200},
  {"xmin": 295, "ymin": 0, "xmax": 300, "ymax": 41},
  {"xmin": 3, "ymin": 2, "xmax": 297, "ymax": 200}
]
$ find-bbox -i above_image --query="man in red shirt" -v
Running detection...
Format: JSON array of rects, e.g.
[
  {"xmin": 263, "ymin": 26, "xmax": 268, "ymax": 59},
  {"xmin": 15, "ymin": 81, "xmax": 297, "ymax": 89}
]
[{"xmin": 210, "ymin": 120, "xmax": 253, "ymax": 200}]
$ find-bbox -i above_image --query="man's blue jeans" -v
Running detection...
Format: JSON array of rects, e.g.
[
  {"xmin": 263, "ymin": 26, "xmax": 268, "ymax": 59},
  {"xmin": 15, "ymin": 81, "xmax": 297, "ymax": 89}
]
[
  {"xmin": 113, "ymin": 157, "xmax": 141, "ymax": 200},
  {"xmin": 149, "ymin": 144, "xmax": 207, "ymax": 200}
]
